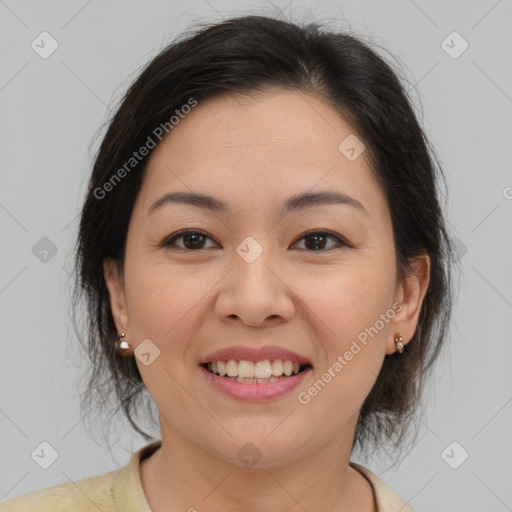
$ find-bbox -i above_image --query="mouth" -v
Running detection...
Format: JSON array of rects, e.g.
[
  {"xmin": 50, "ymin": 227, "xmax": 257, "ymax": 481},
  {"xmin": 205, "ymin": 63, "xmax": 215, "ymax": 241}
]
[
  {"xmin": 198, "ymin": 345, "xmax": 313, "ymax": 401},
  {"xmin": 201, "ymin": 359, "xmax": 313, "ymax": 384}
]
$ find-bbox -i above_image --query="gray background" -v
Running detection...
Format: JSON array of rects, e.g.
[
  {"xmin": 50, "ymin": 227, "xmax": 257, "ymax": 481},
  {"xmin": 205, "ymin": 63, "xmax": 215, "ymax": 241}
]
[{"xmin": 1, "ymin": 0, "xmax": 511, "ymax": 510}]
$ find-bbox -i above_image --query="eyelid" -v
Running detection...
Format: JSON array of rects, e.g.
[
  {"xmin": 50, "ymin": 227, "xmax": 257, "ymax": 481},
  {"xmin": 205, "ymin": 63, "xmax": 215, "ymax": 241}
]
[
  {"xmin": 161, "ymin": 229, "xmax": 352, "ymax": 250},
  {"xmin": 291, "ymin": 229, "xmax": 352, "ymax": 249},
  {"xmin": 160, "ymin": 229, "xmax": 217, "ymax": 248}
]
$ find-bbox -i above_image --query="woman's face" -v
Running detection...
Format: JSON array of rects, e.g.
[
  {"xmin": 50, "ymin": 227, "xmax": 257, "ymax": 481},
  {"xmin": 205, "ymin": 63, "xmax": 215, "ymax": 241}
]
[{"xmin": 105, "ymin": 89, "xmax": 428, "ymax": 466}]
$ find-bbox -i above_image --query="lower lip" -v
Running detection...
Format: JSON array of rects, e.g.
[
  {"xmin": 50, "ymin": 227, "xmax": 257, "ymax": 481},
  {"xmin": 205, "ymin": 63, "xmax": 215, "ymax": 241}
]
[{"xmin": 199, "ymin": 365, "xmax": 312, "ymax": 402}]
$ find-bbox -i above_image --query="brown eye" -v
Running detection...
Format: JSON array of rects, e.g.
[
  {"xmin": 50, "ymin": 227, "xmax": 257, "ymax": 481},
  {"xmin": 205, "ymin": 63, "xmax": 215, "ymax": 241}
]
[
  {"xmin": 162, "ymin": 230, "xmax": 219, "ymax": 251},
  {"xmin": 162, "ymin": 229, "xmax": 350, "ymax": 252},
  {"xmin": 292, "ymin": 231, "xmax": 349, "ymax": 251}
]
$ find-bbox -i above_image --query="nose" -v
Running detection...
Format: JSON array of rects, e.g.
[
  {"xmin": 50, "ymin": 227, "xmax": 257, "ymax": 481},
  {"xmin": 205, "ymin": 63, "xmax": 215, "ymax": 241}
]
[{"xmin": 215, "ymin": 242, "xmax": 295, "ymax": 328}]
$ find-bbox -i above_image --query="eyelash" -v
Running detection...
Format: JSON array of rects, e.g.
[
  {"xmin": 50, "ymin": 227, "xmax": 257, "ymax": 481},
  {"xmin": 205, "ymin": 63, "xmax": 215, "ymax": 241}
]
[{"xmin": 161, "ymin": 229, "xmax": 351, "ymax": 252}]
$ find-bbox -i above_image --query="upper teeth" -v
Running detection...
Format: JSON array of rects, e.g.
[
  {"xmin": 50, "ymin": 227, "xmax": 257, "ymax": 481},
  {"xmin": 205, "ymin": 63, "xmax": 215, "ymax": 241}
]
[{"xmin": 207, "ymin": 359, "xmax": 302, "ymax": 378}]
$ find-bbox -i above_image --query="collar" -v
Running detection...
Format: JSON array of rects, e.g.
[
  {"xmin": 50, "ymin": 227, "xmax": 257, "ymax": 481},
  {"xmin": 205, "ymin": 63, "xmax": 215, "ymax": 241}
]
[
  {"xmin": 112, "ymin": 440, "xmax": 414, "ymax": 512},
  {"xmin": 112, "ymin": 440, "xmax": 161, "ymax": 511}
]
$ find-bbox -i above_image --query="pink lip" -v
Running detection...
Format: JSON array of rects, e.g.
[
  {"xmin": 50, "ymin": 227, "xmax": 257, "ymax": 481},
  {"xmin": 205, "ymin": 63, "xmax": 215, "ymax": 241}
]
[
  {"xmin": 199, "ymin": 345, "xmax": 312, "ymax": 365},
  {"xmin": 199, "ymin": 365, "xmax": 312, "ymax": 402}
]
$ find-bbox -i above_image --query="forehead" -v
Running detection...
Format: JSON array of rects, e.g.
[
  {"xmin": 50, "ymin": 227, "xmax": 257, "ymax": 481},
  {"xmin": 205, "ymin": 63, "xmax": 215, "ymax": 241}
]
[{"xmin": 137, "ymin": 89, "xmax": 389, "ymax": 221}]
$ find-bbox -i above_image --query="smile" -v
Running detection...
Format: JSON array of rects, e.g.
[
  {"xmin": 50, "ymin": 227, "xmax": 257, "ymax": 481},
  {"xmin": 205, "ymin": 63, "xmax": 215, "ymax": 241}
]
[
  {"xmin": 202, "ymin": 359, "xmax": 312, "ymax": 383},
  {"xmin": 199, "ymin": 360, "xmax": 313, "ymax": 402}
]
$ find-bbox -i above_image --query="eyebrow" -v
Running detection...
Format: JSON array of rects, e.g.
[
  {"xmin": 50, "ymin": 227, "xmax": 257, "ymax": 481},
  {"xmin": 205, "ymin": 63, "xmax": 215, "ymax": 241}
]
[{"xmin": 147, "ymin": 190, "xmax": 368, "ymax": 217}]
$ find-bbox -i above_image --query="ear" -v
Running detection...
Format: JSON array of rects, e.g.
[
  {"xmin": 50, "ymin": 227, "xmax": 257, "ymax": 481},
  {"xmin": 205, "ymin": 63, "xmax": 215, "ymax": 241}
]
[
  {"xmin": 103, "ymin": 259, "xmax": 130, "ymax": 337},
  {"xmin": 386, "ymin": 253, "xmax": 430, "ymax": 355}
]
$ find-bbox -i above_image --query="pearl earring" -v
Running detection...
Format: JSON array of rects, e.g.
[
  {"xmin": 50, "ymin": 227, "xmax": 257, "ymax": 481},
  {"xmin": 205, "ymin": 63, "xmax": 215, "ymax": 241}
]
[
  {"xmin": 116, "ymin": 332, "xmax": 134, "ymax": 357},
  {"xmin": 394, "ymin": 333, "xmax": 404, "ymax": 354}
]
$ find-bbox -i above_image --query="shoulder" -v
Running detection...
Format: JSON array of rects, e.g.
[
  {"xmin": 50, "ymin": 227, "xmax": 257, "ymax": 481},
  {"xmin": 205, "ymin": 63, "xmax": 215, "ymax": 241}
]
[
  {"xmin": 0, "ymin": 469, "xmax": 118, "ymax": 512},
  {"xmin": 350, "ymin": 462, "xmax": 415, "ymax": 512},
  {"xmin": 0, "ymin": 440, "xmax": 161, "ymax": 512}
]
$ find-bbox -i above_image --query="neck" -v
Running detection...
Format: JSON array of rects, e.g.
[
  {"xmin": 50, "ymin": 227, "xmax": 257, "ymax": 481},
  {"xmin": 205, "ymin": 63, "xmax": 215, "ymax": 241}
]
[{"xmin": 140, "ymin": 419, "xmax": 376, "ymax": 512}]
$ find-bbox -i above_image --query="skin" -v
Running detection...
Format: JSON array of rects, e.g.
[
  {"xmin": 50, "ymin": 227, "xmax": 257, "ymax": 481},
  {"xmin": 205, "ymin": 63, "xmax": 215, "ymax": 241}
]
[{"xmin": 104, "ymin": 88, "xmax": 430, "ymax": 512}]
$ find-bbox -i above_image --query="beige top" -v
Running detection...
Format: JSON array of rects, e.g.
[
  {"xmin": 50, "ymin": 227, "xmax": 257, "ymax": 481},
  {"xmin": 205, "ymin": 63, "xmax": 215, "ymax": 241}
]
[{"xmin": 0, "ymin": 440, "xmax": 414, "ymax": 511}]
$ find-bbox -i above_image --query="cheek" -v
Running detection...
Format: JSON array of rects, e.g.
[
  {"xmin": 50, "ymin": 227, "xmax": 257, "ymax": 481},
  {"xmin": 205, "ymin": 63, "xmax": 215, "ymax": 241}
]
[
  {"xmin": 302, "ymin": 253, "xmax": 396, "ymax": 403},
  {"xmin": 123, "ymin": 259, "xmax": 191, "ymax": 347},
  {"xmin": 123, "ymin": 256, "xmax": 220, "ymax": 371},
  {"xmin": 123, "ymin": 260, "xmax": 204, "ymax": 408},
  {"xmin": 296, "ymin": 287, "xmax": 393, "ymax": 429},
  {"xmin": 314, "ymin": 255, "xmax": 396, "ymax": 346}
]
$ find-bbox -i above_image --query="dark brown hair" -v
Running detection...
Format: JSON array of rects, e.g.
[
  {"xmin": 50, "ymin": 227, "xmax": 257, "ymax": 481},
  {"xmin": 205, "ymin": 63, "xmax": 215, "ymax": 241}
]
[{"xmin": 74, "ymin": 14, "xmax": 456, "ymax": 457}]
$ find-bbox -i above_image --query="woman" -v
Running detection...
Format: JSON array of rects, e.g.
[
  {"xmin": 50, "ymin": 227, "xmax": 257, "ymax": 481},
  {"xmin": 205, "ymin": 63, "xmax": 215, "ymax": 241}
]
[{"xmin": 1, "ymin": 14, "xmax": 454, "ymax": 512}]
